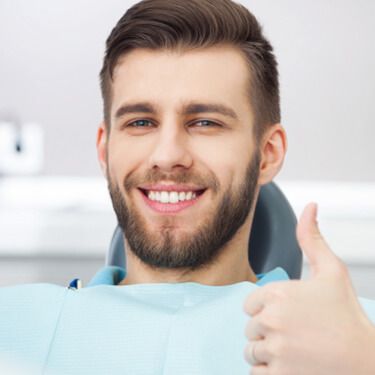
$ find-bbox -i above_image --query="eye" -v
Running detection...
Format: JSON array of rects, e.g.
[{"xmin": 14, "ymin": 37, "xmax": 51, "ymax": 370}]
[
  {"xmin": 193, "ymin": 120, "xmax": 220, "ymax": 127},
  {"xmin": 127, "ymin": 119, "xmax": 155, "ymax": 127}
]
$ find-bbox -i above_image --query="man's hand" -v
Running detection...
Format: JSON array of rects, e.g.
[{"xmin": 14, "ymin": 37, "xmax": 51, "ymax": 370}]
[{"xmin": 243, "ymin": 203, "xmax": 375, "ymax": 375}]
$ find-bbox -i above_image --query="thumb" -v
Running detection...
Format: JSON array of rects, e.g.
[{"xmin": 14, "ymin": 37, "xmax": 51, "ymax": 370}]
[{"xmin": 296, "ymin": 203, "xmax": 340, "ymax": 278}]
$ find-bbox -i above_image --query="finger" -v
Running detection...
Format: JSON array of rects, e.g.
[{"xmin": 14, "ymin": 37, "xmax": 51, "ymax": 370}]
[
  {"xmin": 244, "ymin": 339, "xmax": 271, "ymax": 366},
  {"xmin": 243, "ymin": 285, "xmax": 269, "ymax": 317},
  {"xmin": 296, "ymin": 203, "xmax": 340, "ymax": 278},
  {"xmin": 250, "ymin": 365, "xmax": 268, "ymax": 375},
  {"xmin": 245, "ymin": 314, "xmax": 267, "ymax": 341}
]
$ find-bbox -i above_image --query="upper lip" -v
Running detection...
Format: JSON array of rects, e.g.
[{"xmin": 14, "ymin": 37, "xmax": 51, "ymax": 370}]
[{"xmin": 139, "ymin": 184, "xmax": 206, "ymax": 192}]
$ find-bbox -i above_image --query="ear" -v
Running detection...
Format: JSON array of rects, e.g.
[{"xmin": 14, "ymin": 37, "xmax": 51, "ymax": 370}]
[
  {"xmin": 257, "ymin": 124, "xmax": 287, "ymax": 185},
  {"xmin": 96, "ymin": 121, "xmax": 108, "ymax": 179}
]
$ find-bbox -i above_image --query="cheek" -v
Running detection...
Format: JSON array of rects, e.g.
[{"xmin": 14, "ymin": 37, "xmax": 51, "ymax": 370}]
[
  {"xmin": 192, "ymin": 135, "xmax": 252, "ymax": 184},
  {"xmin": 108, "ymin": 136, "xmax": 150, "ymax": 180}
]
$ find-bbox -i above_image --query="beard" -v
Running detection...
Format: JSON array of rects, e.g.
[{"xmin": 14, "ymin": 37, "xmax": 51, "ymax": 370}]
[{"xmin": 107, "ymin": 150, "xmax": 261, "ymax": 271}]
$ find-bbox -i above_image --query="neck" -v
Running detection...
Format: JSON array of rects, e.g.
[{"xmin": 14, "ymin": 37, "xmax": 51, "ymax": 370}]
[{"xmin": 118, "ymin": 222, "xmax": 258, "ymax": 286}]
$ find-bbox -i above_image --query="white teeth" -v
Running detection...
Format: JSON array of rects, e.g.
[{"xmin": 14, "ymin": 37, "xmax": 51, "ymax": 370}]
[
  {"xmin": 179, "ymin": 192, "xmax": 186, "ymax": 201},
  {"xmin": 169, "ymin": 192, "xmax": 179, "ymax": 203},
  {"xmin": 147, "ymin": 190, "xmax": 200, "ymax": 203},
  {"xmin": 160, "ymin": 191, "xmax": 169, "ymax": 203},
  {"xmin": 155, "ymin": 191, "xmax": 161, "ymax": 201}
]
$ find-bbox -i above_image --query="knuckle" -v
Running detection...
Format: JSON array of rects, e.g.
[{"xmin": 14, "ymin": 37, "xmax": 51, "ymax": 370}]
[
  {"xmin": 264, "ymin": 283, "xmax": 288, "ymax": 302},
  {"xmin": 249, "ymin": 339, "xmax": 290, "ymax": 375},
  {"xmin": 330, "ymin": 257, "xmax": 350, "ymax": 279},
  {"xmin": 267, "ymin": 336, "xmax": 287, "ymax": 359},
  {"xmin": 258, "ymin": 311, "xmax": 279, "ymax": 332}
]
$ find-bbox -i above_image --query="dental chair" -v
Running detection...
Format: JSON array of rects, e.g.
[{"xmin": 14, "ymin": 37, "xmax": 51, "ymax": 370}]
[{"xmin": 106, "ymin": 181, "xmax": 303, "ymax": 279}]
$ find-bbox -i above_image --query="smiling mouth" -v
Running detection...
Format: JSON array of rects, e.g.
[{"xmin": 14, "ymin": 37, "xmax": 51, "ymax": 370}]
[{"xmin": 139, "ymin": 188, "xmax": 206, "ymax": 204}]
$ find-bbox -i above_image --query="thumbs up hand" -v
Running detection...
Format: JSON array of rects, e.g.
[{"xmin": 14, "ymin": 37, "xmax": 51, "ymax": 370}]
[{"xmin": 243, "ymin": 203, "xmax": 375, "ymax": 375}]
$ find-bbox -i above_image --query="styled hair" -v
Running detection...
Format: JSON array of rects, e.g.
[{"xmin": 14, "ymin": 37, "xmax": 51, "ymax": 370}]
[{"xmin": 99, "ymin": 0, "xmax": 280, "ymax": 140}]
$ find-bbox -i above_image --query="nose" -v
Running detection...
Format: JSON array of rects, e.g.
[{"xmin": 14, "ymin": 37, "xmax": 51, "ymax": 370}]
[{"xmin": 148, "ymin": 123, "xmax": 193, "ymax": 172}]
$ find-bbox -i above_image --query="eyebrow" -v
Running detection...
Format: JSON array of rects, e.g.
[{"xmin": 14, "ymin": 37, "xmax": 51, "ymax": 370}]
[
  {"xmin": 114, "ymin": 103, "xmax": 156, "ymax": 120},
  {"xmin": 114, "ymin": 102, "xmax": 238, "ymax": 121},
  {"xmin": 183, "ymin": 103, "xmax": 238, "ymax": 120}
]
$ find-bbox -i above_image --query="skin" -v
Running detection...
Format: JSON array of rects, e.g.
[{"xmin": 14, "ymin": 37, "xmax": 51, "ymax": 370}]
[
  {"xmin": 96, "ymin": 46, "xmax": 287, "ymax": 286},
  {"xmin": 244, "ymin": 203, "xmax": 375, "ymax": 375}
]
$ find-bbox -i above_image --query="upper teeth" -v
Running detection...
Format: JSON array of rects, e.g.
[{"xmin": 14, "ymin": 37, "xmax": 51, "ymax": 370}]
[{"xmin": 148, "ymin": 191, "xmax": 197, "ymax": 203}]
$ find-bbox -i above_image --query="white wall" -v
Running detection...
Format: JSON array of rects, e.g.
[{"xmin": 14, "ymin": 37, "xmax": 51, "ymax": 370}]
[
  {"xmin": 0, "ymin": 0, "xmax": 374, "ymax": 180},
  {"xmin": 240, "ymin": 0, "xmax": 375, "ymax": 181}
]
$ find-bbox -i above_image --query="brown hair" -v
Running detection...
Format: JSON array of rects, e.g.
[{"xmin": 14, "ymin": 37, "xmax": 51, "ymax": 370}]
[{"xmin": 99, "ymin": 0, "xmax": 280, "ymax": 140}]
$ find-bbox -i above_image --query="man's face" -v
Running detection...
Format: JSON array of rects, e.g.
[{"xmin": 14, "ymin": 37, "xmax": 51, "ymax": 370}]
[{"xmin": 101, "ymin": 47, "xmax": 261, "ymax": 270}]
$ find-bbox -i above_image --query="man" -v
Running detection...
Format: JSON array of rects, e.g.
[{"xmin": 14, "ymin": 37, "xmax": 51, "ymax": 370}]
[{"xmin": 0, "ymin": 0, "xmax": 374, "ymax": 374}]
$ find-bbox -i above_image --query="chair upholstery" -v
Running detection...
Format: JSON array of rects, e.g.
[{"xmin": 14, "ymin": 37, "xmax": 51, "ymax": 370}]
[{"xmin": 106, "ymin": 181, "xmax": 303, "ymax": 279}]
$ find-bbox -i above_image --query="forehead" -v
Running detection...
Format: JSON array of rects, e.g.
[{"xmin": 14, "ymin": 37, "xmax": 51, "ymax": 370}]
[{"xmin": 111, "ymin": 46, "xmax": 253, "ymax": 118}]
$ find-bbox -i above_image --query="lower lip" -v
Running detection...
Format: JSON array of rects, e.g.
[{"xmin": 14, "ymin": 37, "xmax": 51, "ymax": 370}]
[{"xmin": 140, "ymin": 190, "xmax": 204, "ymax": 213}]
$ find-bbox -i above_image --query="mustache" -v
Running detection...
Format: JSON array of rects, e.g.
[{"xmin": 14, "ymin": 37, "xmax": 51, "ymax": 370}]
[{"xmin": 124, "ymin": 169, "xmax": 220, "ymax": 193}]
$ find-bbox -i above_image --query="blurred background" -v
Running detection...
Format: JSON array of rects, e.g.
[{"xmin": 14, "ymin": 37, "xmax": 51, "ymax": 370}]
[{"xmin": 0, "ymin": 0, "xmax": 374, "ymax": 297}]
